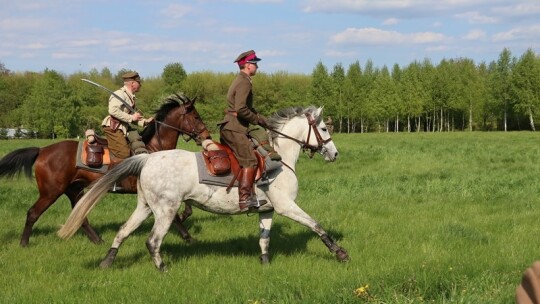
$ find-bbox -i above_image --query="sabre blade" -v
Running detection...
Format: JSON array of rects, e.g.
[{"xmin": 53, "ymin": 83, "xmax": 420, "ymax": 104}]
[{"xmin": 81, "ymin": 78, "xmax": 138, "ymax": 114}]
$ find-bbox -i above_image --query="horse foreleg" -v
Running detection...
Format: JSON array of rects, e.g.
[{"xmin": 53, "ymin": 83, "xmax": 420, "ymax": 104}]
[
  {"xmin": 100, "ymin": 201, "xmax": 152, "ymax": 269},
  {"xmin": 277, "ymin": 205, "xmax": 350, "ymax": 262},
  {"xmin": 100, "ymin": 248, "xmax": 118, "ymax": 268},
  {"xmin": 146, "ymin": 204, "xmax": 180, "ymax": 272},
  {"xmin": 258, "ymin": 211, "xmax": 274, "ymax": 264},
  {"xmin": 320, "ymin": 231, "xmax": 349, "ymax": 262}
]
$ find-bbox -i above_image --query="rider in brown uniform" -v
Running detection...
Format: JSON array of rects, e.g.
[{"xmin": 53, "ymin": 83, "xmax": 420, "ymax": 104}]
[
  {"xmin": 218, "ymin": 50, "xmax": 280, "ymax": 212},
  {"xmin": 101, "ymin": 71, "xmax": 153, "ymax": 160}
]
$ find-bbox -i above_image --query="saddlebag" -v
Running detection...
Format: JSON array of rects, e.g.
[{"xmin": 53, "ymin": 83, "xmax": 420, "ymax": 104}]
[
  {"xmin": 203, "ymin": 150, "xmax": 230, "ymax": 176},
  {"xmin": 85, "ymin": 144, "xmax": 104, "ymax": 168}
]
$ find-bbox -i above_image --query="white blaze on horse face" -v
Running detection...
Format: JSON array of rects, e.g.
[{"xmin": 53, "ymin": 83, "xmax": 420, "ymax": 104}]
[{"xmin": 318, "ymin": 121, "xmax": 338, "ymax": 162}]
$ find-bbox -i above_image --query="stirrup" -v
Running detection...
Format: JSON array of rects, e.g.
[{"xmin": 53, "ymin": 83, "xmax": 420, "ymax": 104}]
[
  {"xmin": 111, "ymin": 182, "xmax": 124, "ymax": 192},
  {"xmin": 239, "ymin": 198, "xmax": 267, "ymax": 212}
]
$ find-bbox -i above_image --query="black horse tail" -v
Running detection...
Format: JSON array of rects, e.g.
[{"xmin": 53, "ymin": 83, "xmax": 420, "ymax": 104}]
[
  {"xmin": 0, "ymin": 147, "xmax": 40, "ymax": 179},
  {"xmin": 58, "ymin": 154, "xmax": 150, "ymax": 239}
]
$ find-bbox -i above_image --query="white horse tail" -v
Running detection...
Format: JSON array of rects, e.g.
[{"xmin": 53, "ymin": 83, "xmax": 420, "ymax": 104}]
[{"xmin": 57, "ymin": 154, "xmax": 150, "ymax": 239}]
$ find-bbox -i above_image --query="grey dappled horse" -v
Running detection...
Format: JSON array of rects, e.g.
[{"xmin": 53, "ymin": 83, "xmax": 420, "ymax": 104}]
[{"xmin": 59, "ymin": 106, "xmax": 349, "ymax": 271}]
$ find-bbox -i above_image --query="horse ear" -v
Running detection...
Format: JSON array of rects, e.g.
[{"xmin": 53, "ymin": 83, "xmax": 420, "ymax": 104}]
[
  {"xmin": 315, "ymin": 107, "xmax": 323, "ymax": 119},
  {"xmin": 176, "ymin": 93, "xmax": 189, "ymax": 104}
]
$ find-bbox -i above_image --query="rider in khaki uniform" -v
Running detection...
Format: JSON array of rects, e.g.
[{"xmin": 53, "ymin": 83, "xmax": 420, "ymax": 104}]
[
  {"xmin": 102, "ymin": 71, "xmax": 153, "ymax": 160},
  {"xmin": 219, "ymin": 50, "xmax": 281, "ymax": 212}
]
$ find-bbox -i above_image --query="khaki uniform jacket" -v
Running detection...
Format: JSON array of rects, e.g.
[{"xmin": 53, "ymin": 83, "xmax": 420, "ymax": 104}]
[
  {"xmin": 101, "ymin": 87, "xmax": 146, "ymax": 135},
  {"xmin": 219, "ymin": 71, "xmax": 261, "ymax": 134}
]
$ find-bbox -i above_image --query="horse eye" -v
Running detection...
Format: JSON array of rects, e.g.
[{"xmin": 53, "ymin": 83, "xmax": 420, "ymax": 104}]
[{"xmin": 322, "ymin": 128, "xmax": 327, "ymax": 132}]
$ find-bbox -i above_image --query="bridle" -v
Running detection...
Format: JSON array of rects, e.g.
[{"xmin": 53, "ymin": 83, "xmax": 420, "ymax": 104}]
[
  {"xmin": 153, "ymin": 105, "xmax": 210, "ymax": 150},
  {"xmin": 269, "ymin": 112, "xmax": 332, "ymax": 158}
]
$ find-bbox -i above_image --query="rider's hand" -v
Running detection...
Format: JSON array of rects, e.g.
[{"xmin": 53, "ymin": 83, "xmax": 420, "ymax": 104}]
[
  {"xmin": 144, "ymin": 117, "xmax": 154, "ymax": 126},
  {"xmin": 257, "ymin": 115, "xmax": 269, "ymax": 128},
  {"xmin": 131, "ymin": 112, "xmax": 142, "ymax": 121}
]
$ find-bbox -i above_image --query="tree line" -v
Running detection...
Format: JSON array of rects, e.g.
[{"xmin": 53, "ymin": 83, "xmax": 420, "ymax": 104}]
[{"xmin": 0, "ymin": 47, "xmax": 539, "ymax": 139}]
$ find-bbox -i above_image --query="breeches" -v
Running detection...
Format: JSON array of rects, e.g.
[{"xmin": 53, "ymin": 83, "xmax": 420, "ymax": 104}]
[
  {"xmin": 220, "ymin": 129, "xmax": 257, "ymax": 168},
  {"xmin": 103, "ymin": 127, "xmax": 130, "ymax": 159}
]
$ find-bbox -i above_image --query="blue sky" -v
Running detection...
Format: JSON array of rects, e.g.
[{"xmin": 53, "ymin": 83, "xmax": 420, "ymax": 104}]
[{"xmin": 1, "ymin": 0, "xmax": 539, "ymax": 78}]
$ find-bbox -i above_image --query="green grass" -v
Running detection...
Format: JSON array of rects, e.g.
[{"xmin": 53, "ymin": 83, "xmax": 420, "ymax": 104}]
[{"xmin": 1, "ymin": 133, "xmax": 539, "ymax": 303}]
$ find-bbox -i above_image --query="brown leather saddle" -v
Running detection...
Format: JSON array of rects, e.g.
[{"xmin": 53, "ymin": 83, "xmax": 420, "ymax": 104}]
[{"xmin": 202, "ymin": 142, "xmax": 266, "ymax": 182}]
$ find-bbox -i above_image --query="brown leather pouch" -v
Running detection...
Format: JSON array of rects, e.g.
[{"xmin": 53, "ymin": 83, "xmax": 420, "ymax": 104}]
[
  {"xmin": 204, "ymin": 150, "xmax": 230, "ymax": 175},
  {"xmin": 86, "ymin": 144, "xmax": 104, "ymax": 168}
]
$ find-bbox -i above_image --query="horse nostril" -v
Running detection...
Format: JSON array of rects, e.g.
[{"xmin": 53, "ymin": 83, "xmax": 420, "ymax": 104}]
[{"xmin": 335, "ymin": 152, "xmax": 339, "ymax": 159}]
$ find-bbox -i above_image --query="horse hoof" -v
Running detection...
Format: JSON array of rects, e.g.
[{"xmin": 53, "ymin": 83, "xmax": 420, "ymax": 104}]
[
  {"xmin": 260, "ymin": 253, "xmax": 270, "ymax": 264},
  {"xmin": 184, "ymin": 237, "xmax": 197, "ymax": 245},
  {"xmin": 336, "ymin": 248, "xmax": 350, "ymax": 262},
  {"xmin": 158, "ymin": 263, "xmax": 168, "ymax": 272},
  {"xmin": 99, "ymin": 260, "xmax": 112, "ymax": 268}
]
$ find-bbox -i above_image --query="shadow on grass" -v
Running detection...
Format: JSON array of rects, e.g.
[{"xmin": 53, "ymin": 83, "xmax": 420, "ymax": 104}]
[
  {"xmin": 80, "ymin": 219, "xmax": 345, "ymax": 269},
  {"xmin": 5, "ymin": 211, "xmax": 346, "ymax": 269}
]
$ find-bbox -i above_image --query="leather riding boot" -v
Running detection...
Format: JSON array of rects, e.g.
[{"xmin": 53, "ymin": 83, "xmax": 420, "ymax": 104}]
[
  {"xmin": 127, "ymin": 131, "xmax": 148, "ymax": 155},
  {"xmin": 238, "ymin": 167, "xmax": 267, "ymax": 212}
]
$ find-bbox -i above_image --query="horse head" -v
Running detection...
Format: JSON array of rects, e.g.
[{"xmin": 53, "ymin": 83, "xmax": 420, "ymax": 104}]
[
  {"xmin": 172, "ymin": 94, "xmax": 212, "ymax": 145},
  {"xmin": 307, "ymin": 107, "xmax": 338, "ymax": 162},
  {"xmin": 142, "ymin": 94, "xmax": 211, "ymax": 150},
  {"xmin": 268, "ymin": 106, "xmax": 338, "ymax": 162}
]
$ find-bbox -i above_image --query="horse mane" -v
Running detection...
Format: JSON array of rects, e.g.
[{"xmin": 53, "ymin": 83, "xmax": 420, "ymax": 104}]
[
  {"xmin": 140, "ymin": 94, "xmax": 188, "ymax": 143},
  {"xmin": 268, "ymin": 106, "xmax": 321, "ymax": 141}
]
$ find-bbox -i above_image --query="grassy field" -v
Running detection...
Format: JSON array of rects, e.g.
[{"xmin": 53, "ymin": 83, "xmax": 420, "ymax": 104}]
[{"xmin": 1, "ymin": 132, "xmax": 540, "ymax": 303}]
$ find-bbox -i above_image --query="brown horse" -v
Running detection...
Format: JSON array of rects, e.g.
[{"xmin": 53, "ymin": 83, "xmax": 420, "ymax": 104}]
[{"xmin": 0, "ymin": 94, "xmax": 210, "ymax": 247}]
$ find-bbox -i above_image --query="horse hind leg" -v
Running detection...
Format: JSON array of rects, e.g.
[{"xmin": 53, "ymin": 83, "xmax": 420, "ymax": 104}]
[
  {"xmin": 20, "ymin": 192, "xmax": 62, "ymax": 247},
  {"xmin": 172, "ymin": 204, "xmax": 195, "ymax": 244},
  {"xmin": 100, "ymin": 201, "xmax": 152, "ymax": 269},
  {"xmin": 66, "ymin": 185, "xmax": 103, "ymax": 244},
  {"xmin": 258, "ymin": 211, "xmax": 274, "ymax": 264}
]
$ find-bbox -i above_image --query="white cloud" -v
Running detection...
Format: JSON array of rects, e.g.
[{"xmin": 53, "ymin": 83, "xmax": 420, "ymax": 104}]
[
  {"xmin": 330, "ymin": 28, "xmax": 445, "ymax": 45},
  {"xmin": 325, "ymin": 49, "xmax": 357, "ymax": 58},
  {"xmin": 492, "ymin": 24, "xmax": 540, "ymax": 42},
  {"xmin": 455, "ymin": 11, "xmax": 498, "ymax": 24},
  {"xmin": 462, "ymin": 29, "xmax": 486, "ymax": 40},
  {"xmin": 425, "ymin": 45, "xmax": 448, "ymax": 52},
  {"xmin": 160, "ymin": 4, "xmax": 194, "ymax": 19},
  {"xmin": 492, "ymin": 2, "xmax": 540, "ymax": 18},
  {"xmin": 220, "ymin": 26, "xmax": 253, "ymax": 34},
  {"xmin": 302, "ymin": 0, "xmax": 506, "ymax": 16},
  {"xmin": 22, "ymin": 43, "xmax": 48, "ymax": 50},
  {"xmin": 108, "ymin": 38, "xmax": 132, "ymax": 48},
  {"xmin": 258, "ymin": 50, "xmax": 287, "ymax": 57},
  {"xmin": 383, "ymin": 18, "xmax": 399, "ymax": 25},
  {"xmin": 0, "ymin": 17, "xmax": 56, "ymax": 31},
  {"xmin": 52, "ymin": 52, "xmax": 84, "ymax": 59},
  {"xmin": 231, "ymin": 0, "xmax": 284, "ymax": 3},
  {"xmin": 66, "ymin": 40, "xmax": 102, "ymax": 47}
]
